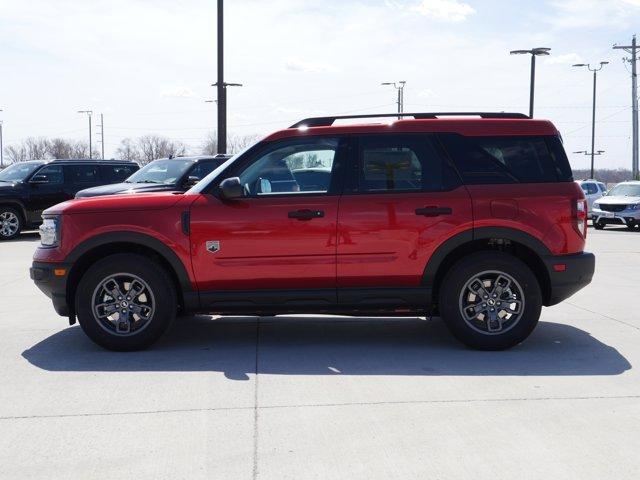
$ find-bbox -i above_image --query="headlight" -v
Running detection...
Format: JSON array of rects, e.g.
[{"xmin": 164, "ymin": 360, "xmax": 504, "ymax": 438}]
[{"xmin": 39, "ymin": 216, "xmax": 60, "ymax": 247}]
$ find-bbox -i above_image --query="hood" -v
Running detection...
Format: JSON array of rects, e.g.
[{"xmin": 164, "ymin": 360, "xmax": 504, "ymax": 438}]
[
  {"xmin": 75, "ymin": 182, "xmax": 179, "ymax": 198},
  {"xmin": 597, "ymin": 196, "xmax": 640, "ymax": 205},
  {"xmin": 0, "ymin": 181, "xmax": 22, "ymax": 193},
  {"xmin": 46, "ymin": 191, "xmax": 191, "ymax": 215}
]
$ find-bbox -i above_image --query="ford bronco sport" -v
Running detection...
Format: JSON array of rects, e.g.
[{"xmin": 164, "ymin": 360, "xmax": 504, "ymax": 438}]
[{"xmin": 31, "ymin": 112, "xmax": 595, "ymax": 351}]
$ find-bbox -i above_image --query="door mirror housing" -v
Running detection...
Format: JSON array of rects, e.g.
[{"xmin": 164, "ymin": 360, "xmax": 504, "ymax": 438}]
[
  {"xmin": 184, "ymin": 176, "xmax": 200, "ymax": 188},
  {"xmin": 219, "ymin": 177, "xmax": 246, "ymax": 200},
  {"xmin": 29, "ymin": 175, "xmax": 49, "ymax": 184}
]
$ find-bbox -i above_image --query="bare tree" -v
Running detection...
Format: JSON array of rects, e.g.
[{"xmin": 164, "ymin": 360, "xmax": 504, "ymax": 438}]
[
  {"xmin": 201, "ymin": 132, "xmax": 218, "ymax": 155},
  {"xmin": 23, "ymin": 137, "xmax": 50, "ymax": 160},
  {"xmin": 47, "ymin": 138, "xmax": 74, "ymax": 159},
  {"xmin": 3, "ymin": 145, "xmax": 27, "ymax": 163},
  {"xmin": 135, "ymin": 135, "xmax": 187, "ymax": 165},
  {"xmin": 115, "ymin": 138, "xmax": 141, "ymax": 162},
  {"xmin": 227, "ymin": 134, "xmax": 259, "ymax": 154}
]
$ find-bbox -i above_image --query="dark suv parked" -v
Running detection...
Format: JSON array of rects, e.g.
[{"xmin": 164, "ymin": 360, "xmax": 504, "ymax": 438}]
[
  {"xmin": 0, "ymin": 159, "xmax": 139, "ymax": 240},
  {"xmin": 31, "ymin": 113, "xmax": 595, "ymax": 351},
  {"xmin": 75, "ymin": 155, "xmax": 231, "ymax": 198}
]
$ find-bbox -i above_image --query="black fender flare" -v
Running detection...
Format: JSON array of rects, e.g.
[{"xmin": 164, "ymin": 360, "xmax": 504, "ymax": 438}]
[
  {"xmin": 66, "ymin": 231, "xmax": 194, "ymax": 294},
  {"xmin": 422, "ymin": 227, "xmax": 552, "ymax": 287},
  {"xmin": 0, "ymin": 199, "xmax": 29, "ymax": 223}
]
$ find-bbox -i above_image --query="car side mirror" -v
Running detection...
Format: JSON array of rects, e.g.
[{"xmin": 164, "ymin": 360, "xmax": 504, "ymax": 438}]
[
  {"xmin": 219, "ymin": 177, "xmax": 246, "ymax": 200},
  {"xmin": 29, "ymin": 175, "xmax": 49, "ymax": 184},
  {"xmin": 184, "ymin": 176, "xmax": 200, "ymax": 188}
]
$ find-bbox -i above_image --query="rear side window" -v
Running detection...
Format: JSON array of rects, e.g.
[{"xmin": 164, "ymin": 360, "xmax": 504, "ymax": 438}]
[
  {"xmin": 66, "ymin": 165, "xmax": 99, "ymax": 184},
  {"xmin": 440, "ymin": 134, "xmax": 573, "ymax": 184},
  {"xmin": 581, "ymin": 183, "xmax": 598, "ymax": 195},
  {"xmin": 100, "ymin": 165, "xmax": 138, "ymax": 182},
  {"xmin": 354, "ymin": 134, "xmax": 460, "ymax": 193}
]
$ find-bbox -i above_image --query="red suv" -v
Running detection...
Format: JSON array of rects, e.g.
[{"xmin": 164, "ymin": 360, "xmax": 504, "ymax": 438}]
[{"xmin": 31, "ymin": 113, "xmax": 595, "ymax": 351}]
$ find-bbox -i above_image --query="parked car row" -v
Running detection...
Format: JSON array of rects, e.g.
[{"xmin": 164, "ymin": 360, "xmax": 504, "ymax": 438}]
[
  {"xmin": 29, "ymin": 112, "xmax": 595, "ymax": 352},
  {"xmin": 0, "ymin": 155, "xmax": 230, "ymax": 239}
]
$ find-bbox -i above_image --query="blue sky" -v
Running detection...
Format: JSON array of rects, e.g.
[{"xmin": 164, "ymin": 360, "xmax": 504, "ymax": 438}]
[{"xmin": 0, "ymin": 0, "xmax": 639, "ymax": 169}]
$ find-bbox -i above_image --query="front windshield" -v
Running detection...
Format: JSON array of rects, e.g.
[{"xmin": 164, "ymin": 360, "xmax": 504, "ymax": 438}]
[
  {"xmin": 0, "ymin": 162, "xmax": 44, "ymax": 182},
  {"xmin": 607, "ymin": 184, "xmax": 640, "ymax": 197},
  {"xmin": 126, "ymin": 159, "xmax": 193, "ymax": 185}
]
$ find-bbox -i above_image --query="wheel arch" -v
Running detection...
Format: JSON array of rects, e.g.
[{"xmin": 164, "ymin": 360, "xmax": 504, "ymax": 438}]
[
  {"xmin": 423, "ymin": 227, "xmax": 552, "ymax": 309},
  {"xmin": 66, "ymin": 232, "xmax": 197, "ymax": 316}
]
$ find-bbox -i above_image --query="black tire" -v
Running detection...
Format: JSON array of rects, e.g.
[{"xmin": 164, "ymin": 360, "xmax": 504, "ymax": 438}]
[
  {"xmin": 75, "ymin": 253, "xmax": 177, "ymax": 351},
  {"xmin": 0, "ymin": 206, "xmax": 23, "ymax": 240},
  {"xmin": 438, "ymin": 251, "xmax": 542, "ymax": 350},
  {"xmin": 594, "ymin": 221, "xmax": 605, "ymax": 230}
]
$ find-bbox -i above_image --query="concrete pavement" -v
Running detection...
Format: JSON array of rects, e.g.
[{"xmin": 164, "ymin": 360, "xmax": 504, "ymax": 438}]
[{"xmin": 0, "ymin": 228, "xmax": 639, "ymax": 479}]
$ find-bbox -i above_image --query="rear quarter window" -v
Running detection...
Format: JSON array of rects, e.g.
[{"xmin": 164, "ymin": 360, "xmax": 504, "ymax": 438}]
[{"xmin": 439, "ymin": 134, "xmax": 573, "ymax": 184}]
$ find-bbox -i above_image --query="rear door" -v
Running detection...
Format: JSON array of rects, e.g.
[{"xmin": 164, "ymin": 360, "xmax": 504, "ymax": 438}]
[
  {"xmin": 189, "ymin": 136, "xmax": 347, "ymax": 299},
  {"xmin": 64, "ymin": 164, "xmax": 101, "ymax": 197},
  {"xmin": 336, "ymin": 133, "xmax": 473, "ymax": 306}
]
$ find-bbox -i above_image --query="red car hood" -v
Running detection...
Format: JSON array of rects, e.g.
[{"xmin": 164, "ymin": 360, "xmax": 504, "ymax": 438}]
[{"xmin": 45, "ymin": 192, "xmax": 194, "ymax": 215}]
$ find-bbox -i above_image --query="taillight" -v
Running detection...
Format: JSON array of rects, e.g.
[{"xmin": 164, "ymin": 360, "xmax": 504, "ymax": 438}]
[{"xmin": 574, "ymin": 199, "xmax": 587, "ymax": 238}]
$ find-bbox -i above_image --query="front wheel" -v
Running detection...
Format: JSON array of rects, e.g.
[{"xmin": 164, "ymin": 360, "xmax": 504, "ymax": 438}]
[
  {"xmin": 439, "ymin": 252, "xmax": 542, "ymax": 350},
  {"xmin": 0, "ymin": 207, "xmax": 23, "ymax": 240},
  {"xmin": 594, "ymin": 221, "xmax": 605, "ymax": 230},
  {"xmin": 75, "ymin": 253, "xmax": 177, "ymax": 351}
]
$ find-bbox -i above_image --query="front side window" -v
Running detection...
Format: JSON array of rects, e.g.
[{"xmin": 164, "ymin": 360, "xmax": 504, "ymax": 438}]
[
  {"xmin": 32, "ymin": 165, "xmax": 64, "ymax": 184},
  {"xmin": 189, "ymin": 161, "xmax": 219, "ymax": 181},
  {"xmin": 237, "ymin": 138, "xmax": 339, "ymax": 196},
  {"xmin": 355, "ymin": 134, "xmax": 459, "ymax": 193}
]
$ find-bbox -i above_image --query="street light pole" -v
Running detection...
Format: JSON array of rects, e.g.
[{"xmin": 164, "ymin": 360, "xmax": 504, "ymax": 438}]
[
  {"xmin": 613, "ymin": 35, "xmax": 639, "ymax": 180},
  {"xmin": 573, "ymin": 62, "xmax": 609, "ymax": 179},
  {"xmin": 509, "ymin": 48, "xmax": 551, "ymax": 118},
  {"xmin": 77, "ymin": 110, "xmax": 93, "ymax": 159},
  {"xmin": 381, "ymin": 81, "xmax": 407, "ymax": 119}
]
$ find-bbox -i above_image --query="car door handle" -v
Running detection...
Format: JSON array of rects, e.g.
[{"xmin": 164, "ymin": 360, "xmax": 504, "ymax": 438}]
[
  {"xmin": 415, "ymin": 206, "xmax": 452, "ymax": 217},
  {"xmin": 288, "ymin": 209, "xmax": 325, "ymax": 220}
]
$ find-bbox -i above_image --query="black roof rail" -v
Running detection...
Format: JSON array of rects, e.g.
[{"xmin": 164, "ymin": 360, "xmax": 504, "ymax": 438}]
[
  {"xmin": 290, "ymin": 112, "xmax": 530, "ymax": 128},
  {"xmin": 50, "ymin": 158, "xmax": 136, "ymax": 163}
]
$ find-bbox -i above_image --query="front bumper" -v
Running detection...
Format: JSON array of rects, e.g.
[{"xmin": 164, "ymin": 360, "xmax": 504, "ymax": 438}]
[
  {"xmin": 592, "ymin": 207, "xmax": 640, "ymax": 227},
  {"xmin": 30, "ymin": 261, "xmax": 71, "ymax": 317},
  {"xmin": 542, "ymin": 252, "xmax": 595, "ymax": 306}
]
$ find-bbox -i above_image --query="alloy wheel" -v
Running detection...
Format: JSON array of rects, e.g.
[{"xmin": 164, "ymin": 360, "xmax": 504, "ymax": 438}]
[{"xmin": 0, "ymin": 211, "xmax": 20, "ymax": 238}]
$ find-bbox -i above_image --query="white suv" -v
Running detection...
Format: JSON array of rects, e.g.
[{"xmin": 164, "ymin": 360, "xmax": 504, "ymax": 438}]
[
  {"xmin": 578, "ymin": 180, "xmax": 607, "ymax": 218},
  {"xmin": 592, "ymin": 181, "xmax": 640, "ymax": 231}
]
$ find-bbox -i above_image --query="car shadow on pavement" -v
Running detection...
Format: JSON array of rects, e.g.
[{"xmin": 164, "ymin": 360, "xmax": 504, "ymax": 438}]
[{"xmin": 22, "ymin": 316, "xmax": 631, "ymax": 379}]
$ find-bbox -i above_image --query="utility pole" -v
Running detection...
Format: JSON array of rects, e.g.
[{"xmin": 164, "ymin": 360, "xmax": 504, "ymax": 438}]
[
  {"xmin": 96, "ymin": 113, "xmax": 105, "ymax": 159},
  {"xmin": 614, "ymin": 35, "xmax": 639, "ymax": 180},
  {"xmin": 573, "ymin": 62, "xmax": 609, "ymax": 179},
  {"xmin": 381, "ymin": 81, "xmax": 406, "ymax": 119},
  {"xmin": 509, "ymin": 48, "xmax": 551, "ymax": 118},
  {"xmin": 77, "ymin": 110, "xmax": 93, "ymax": 159},
  {"xmin": 214, "ymin": 0, "xmax": 242, "ymax": 154},
  {"xmin": 0, "ymin": 109, "xmax": 3, "ymax": 168}
]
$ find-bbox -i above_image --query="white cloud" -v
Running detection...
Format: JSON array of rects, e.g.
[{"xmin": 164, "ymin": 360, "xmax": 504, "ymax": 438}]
[
  {"xmin": 409, "ymin": 0, "xmax": 476, "ymax": 22},
  {"xmin": 161, "ymin": 87, "xmax": 197, "ymax": 99},
  {"xmin": 545, "ymin": 53, "xmax": 584, "ymax": 65},
  {"xmin": 284, "ymin": 58, "xmax": 336, "ymax": 73}
]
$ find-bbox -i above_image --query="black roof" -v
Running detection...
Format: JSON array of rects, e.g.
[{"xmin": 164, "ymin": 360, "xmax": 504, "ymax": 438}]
[
  {"xmin": 153, "ymin": 154, "xmax": 232, "ymax": 163},
  {"xmin": 48, "ymin": 158, "xmax": 137, "ymax": 164}
]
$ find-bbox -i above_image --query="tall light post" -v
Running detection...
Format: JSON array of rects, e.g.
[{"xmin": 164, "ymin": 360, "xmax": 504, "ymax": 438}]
[
  {"xmin": 381, "ymin": 81, "xmax": 406, "ymax": 119},
  {"xmin": 573, "ymin": 61, "xmax": 609, "ymax": 179},
  {"xmin": 77, "ymin": 110, "xmax": 93, "ymax": 159},
  {"xmin": 509, "ymin": 48, "xmax": 551, "ymax": 118},
  {"xmin": 613, "ymin": 36, "xmax": 639, "ymax": 179}
]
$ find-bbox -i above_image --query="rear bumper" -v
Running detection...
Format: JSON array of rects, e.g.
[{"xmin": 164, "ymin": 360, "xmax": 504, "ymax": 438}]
[
  {"xmin": 542, "ymin": 252, "xmax": 595, "ymax": 306},
  {"xmin": 30, "ymin": 261, "xmax": 71, "ymax": 317}
]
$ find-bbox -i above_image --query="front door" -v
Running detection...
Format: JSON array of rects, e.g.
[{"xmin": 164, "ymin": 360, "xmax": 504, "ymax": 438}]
[
  {"xmin": 189, "ymin": 136, "xmax": 347, "ymax": 306},
  {"xmin": 26, "ymin": 164, "xmax": 66, "ymax": 223},
  {"xmin": 336, "ymin": 133, "xmax": 473, "ymax": 306}
]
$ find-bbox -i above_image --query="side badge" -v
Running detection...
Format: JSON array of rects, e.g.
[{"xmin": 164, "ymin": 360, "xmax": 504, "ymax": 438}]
[{"xmin": 206, "ymin": 241, "xmax": 220, "ymax": 253}]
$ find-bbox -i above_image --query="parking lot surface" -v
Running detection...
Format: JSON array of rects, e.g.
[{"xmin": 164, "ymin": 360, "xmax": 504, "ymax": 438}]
[{"xmin": 1, "ymin": 227, "xmax": 639, "ymax": 479}]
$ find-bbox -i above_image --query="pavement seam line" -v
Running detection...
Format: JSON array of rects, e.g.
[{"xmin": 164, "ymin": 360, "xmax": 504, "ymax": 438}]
[
  {"xmin": 566, "ymin": 301, "xmax": 640, "ymax": 332},
  {"xmin": 3, "ymin": 394, "xmax": 640, "ymax": 421},
  {"xmin": 252, "ymin": 317, "xmax": 260, "ymax": 480}
]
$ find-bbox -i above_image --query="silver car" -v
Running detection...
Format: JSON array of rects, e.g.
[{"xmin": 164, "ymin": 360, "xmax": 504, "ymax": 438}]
[
  {"xmin": 592, "ymin": 181, "xmax": 640, "ymax": 230},
  {"xmin": 578, "ymin": 180, "xmax": 607, "ymax": 218}
]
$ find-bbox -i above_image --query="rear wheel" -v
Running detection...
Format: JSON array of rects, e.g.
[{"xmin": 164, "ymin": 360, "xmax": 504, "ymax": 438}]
[
  {"xmin": 439, "ymin": 252, "xmax": 542, "ymax": 350},
  {"xmin": 0, "ymin": 207, "xmax": 22, "ymax": 240},
  {"xmin": 75, "ymin": 253, "xmax": 177, "ymax": 351}
]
